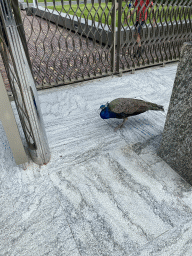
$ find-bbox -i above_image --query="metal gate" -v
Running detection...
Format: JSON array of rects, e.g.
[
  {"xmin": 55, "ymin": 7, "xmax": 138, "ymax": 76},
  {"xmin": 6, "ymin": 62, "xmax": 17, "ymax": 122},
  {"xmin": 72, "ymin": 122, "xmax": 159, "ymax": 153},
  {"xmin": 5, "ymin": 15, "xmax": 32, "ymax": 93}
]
[
  {"xmin": 0, "ymin": 0, "xmax": 51, "ymax": 165},
  {"xmin": 3, "ymin": 0, "xmax": 192, "ymax": 90}
]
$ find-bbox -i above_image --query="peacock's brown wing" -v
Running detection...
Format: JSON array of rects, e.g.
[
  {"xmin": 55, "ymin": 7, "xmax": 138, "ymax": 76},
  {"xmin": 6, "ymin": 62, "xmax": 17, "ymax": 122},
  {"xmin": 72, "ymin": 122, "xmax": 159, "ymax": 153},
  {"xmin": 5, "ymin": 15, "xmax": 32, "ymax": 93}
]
[{"xmin": 108, "ymin": 98, "xmax": 150, "ymax": 115}]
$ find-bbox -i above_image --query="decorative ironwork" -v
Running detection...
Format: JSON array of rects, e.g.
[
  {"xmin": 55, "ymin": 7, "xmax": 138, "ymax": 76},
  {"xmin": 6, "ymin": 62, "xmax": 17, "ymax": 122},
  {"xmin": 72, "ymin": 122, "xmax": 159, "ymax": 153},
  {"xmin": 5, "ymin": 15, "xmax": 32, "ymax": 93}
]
[
  {"xmin": 22, "ymin": 0, "xmax": 116, "ymax": 89},
  {"xmin": 2, "ymin": 0, "xmax": 192, "ymax": 90},
  {"xmin": 117, "ymin": 0, "xmax": 192, "ymax": 73}
]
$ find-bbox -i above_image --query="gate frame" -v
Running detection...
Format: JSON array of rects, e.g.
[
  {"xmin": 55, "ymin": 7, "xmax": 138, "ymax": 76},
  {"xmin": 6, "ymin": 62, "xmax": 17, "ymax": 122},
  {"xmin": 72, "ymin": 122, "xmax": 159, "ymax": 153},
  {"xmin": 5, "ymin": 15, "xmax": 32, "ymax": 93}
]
[{"xmin": 0, "ymin": 72, "xmax": 28, "ymax": 165}]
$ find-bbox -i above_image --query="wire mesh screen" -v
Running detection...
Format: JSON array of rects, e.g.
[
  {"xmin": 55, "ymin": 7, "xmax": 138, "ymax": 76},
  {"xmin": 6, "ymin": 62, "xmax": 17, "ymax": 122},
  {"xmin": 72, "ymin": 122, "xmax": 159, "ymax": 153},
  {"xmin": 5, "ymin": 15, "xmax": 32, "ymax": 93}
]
[{"xmin": 21, "ymin": 0, "xmax": 116, "ymax": 89}]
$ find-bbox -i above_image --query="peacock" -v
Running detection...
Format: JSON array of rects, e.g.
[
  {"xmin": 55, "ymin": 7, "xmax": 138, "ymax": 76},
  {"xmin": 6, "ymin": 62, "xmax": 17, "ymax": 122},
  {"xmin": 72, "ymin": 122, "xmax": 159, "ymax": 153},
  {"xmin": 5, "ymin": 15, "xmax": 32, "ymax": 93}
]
[{"xmin": 100, "ymin": 98, "xmax": 164, "ymax": 131}]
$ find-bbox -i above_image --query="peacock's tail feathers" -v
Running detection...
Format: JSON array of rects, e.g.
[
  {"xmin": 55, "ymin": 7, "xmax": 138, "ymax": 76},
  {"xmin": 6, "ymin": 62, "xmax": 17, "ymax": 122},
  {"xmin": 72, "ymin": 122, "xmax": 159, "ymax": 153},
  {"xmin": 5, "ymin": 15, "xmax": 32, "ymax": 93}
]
[{"xmin": 148, "ymin": 102, "xmax": 164, "ymax": 111}]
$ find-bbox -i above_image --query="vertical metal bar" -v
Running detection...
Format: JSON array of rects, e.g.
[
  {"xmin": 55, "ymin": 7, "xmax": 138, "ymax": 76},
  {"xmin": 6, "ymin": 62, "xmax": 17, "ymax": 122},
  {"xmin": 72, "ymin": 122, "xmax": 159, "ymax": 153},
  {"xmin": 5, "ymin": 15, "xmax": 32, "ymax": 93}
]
[
  {"xmin": 111, "ymin": 0, "xmax": 116, "ymax": 73},
  {"xmin": 12, "ymin": 0, "xmax": 33, "ymax": 75},
  {"xmin": 0, "ymin": 73, "xmax": 28, "ymax": 165},
  {"xmin": 116, "ymin": 0, "xmax": 122, "ymax": 73},
  {"xmin": 33, "ymin": 0, "xmax": 37, "ymax": 8}
]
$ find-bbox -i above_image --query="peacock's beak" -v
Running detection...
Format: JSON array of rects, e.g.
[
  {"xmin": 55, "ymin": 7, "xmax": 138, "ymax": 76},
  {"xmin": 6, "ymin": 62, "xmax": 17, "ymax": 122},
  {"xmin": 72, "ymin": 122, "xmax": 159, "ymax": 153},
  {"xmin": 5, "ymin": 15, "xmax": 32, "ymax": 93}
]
[{"xmin": 100, "ymin": 104, "xmax": 105, "ymax": 110}]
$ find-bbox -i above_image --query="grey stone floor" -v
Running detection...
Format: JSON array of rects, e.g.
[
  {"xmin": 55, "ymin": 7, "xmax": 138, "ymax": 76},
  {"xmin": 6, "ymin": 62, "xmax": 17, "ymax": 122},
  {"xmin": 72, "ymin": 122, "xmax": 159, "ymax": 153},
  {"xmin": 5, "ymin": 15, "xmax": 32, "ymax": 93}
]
[{"xmin": 1, "ymin": 63, "xmax": 192, "ymax": 256}]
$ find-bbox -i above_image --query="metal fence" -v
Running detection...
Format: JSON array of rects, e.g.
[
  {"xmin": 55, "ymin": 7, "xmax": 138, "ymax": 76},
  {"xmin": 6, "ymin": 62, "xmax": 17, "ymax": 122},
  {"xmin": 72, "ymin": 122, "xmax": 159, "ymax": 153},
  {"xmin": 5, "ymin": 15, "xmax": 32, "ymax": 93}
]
[{"xmin": 2, "ymin": 0, "xmax": 192, "ymax": 90}]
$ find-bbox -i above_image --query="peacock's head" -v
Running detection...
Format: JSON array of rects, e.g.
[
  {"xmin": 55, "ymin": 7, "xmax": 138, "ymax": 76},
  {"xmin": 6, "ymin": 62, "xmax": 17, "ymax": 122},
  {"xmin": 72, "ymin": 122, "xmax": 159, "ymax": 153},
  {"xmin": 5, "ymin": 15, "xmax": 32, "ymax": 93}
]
[
  {"xmin": 100, "ymin": 103, "xmax": 111, "ymax": 119},
  {"xmin": 100, "ymin": 105, "xmax": 105, "ymax": 110},
  {"xmin": 100, "ymin": 102, "xmax": 109, "ymax": 110}
]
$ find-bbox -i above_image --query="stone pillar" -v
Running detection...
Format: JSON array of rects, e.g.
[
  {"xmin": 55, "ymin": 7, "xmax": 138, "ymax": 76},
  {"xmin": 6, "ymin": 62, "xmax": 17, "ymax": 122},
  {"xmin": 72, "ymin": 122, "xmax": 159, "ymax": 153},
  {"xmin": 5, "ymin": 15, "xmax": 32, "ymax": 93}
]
[{"xmin": 158, "ymin": 42, "xmax": 192, "ymax": 184}]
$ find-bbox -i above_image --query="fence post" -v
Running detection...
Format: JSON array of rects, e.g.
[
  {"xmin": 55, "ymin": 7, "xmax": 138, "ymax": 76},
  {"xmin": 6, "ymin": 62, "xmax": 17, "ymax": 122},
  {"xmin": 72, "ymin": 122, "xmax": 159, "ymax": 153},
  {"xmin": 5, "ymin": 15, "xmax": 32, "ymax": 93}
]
[
  {"xmin": 116, "ymin": 0, "xmax": 122, "ymax": 73},
  {"xmin": 33, "ymin": 0, "xmax": 37, "ymax": 8},
  {"xmin": 111, "ymin": 0, "xmax": 116, "ymax": 73}
]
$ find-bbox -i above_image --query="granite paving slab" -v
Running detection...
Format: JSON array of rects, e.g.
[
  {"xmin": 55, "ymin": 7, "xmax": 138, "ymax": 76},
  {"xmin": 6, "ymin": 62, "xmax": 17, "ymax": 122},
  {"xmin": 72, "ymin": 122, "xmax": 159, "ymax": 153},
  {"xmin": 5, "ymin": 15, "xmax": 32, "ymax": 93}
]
[
  {"xmin": 130, "ymin": 220, "xmax": 192, "ymax": 256},
  {"xmin": 1, "ymin": 64, "xmax": 192, "ymax": 255},
  {"xmin": 0, "ymin": 154, "xmax": 80, "ymax": 256},
  {"xmin": 49, "ymin": 144, "xmax": 192, "ymax": 256}
]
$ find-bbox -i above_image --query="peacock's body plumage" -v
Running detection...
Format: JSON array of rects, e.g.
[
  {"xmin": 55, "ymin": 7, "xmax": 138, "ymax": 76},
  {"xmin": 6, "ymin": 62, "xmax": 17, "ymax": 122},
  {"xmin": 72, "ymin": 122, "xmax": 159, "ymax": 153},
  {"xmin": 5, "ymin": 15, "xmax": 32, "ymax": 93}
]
[{"xmin": 100, "ymin": 98, "xmax": 164, "ymax": 131}]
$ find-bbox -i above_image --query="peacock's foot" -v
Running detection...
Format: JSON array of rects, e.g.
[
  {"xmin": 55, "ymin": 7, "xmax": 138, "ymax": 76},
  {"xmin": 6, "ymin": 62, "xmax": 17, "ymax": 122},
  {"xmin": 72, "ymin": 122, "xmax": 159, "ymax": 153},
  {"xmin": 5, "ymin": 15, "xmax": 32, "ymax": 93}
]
[
  {"xmin": 114, "ymin": 124, "xmax": 123, "ymax": 132},
  {"xmin": 114, "ymin": 117, "xmax": 128, "ymax": 132}
]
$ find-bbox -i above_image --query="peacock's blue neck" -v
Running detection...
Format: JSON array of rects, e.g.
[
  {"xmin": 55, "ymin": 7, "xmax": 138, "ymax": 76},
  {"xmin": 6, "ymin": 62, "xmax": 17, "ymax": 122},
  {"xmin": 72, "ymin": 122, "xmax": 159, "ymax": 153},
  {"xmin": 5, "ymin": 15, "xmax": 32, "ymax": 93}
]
[{"xmin": 100, "ymin": 106, "xmax": 117, "ymax": 119}]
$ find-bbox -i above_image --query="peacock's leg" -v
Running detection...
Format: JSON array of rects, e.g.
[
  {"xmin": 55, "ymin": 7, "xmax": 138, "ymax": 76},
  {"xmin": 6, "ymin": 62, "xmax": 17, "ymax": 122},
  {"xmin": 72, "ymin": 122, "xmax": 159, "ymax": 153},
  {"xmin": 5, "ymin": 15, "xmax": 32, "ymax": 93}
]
[{"xmin": 114, "ymin": 117, "xmax": 128, "ymax": 132}]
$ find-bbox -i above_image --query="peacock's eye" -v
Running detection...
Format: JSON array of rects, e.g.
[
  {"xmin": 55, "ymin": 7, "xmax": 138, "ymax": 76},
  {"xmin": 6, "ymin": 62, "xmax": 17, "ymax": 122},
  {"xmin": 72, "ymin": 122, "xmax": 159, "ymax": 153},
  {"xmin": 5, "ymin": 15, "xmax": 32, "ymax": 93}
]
[{"xmin": 100, "ymin": 105, "xmax": 105, "ymax": 109}]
